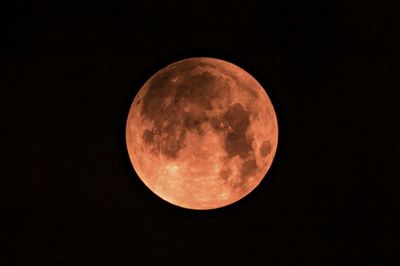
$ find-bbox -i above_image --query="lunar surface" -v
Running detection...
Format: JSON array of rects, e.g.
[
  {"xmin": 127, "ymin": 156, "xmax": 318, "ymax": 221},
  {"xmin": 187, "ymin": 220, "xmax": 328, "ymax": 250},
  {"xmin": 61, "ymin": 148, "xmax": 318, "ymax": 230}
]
[{"xmin": 126, "ymin": 57, "xmax": 278, "ymax": 210}]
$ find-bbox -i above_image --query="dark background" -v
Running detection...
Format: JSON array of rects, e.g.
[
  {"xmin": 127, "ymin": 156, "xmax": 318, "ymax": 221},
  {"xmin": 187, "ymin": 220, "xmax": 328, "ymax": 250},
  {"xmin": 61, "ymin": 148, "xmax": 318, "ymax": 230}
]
[{"xmin": 1, "ymin": 0, "xmax": 399, "ymax": 264}]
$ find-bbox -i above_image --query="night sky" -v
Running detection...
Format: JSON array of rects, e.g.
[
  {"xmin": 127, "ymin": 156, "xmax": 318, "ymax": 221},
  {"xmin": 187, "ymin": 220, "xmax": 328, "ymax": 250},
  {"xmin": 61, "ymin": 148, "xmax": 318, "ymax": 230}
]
[{"xmin": 2, "ymin": 1, "xmax": 399, "ymax": 264}]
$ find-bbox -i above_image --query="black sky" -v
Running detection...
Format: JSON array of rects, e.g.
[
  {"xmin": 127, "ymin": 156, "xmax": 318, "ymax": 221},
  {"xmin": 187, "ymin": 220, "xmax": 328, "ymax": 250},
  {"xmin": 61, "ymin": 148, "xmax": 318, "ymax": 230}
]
[{"xmin": 2, "ymin": 0, "xmax": 399, "ymax": 264}]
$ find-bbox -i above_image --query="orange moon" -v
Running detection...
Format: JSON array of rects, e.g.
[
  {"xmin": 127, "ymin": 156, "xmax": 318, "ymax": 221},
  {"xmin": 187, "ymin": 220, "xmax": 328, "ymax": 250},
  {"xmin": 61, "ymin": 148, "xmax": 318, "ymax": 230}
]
[{"xmin": 126, "ymin": 57, "xmax": 278, "ymax": 210}]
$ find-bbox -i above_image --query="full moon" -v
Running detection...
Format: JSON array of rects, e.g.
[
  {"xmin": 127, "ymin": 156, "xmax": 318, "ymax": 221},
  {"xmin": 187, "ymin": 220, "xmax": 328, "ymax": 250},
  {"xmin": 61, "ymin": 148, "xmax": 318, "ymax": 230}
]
[{"xmin": 126, "ymin": 57, "xmax": 278, "ymax": 210}]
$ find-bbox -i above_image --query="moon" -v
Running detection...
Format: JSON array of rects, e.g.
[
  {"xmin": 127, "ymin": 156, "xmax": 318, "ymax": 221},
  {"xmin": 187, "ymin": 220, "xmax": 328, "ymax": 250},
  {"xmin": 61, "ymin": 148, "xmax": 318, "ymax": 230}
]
[{"xmin": 126, "ymin": 57, "xmax": 278, "ymax": 210}]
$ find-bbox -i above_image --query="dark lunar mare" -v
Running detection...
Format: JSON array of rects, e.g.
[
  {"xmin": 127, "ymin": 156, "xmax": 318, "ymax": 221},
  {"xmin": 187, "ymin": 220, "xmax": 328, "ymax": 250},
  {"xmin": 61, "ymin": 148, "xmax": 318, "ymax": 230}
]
[
  {"xmin": 140, "ymin": 62, "xmax": 227, "ymax": 159},
  {"xmin": 260, "ymin": 140, "xmax": 272, "ymax": 157},
  {"xmin": 140, "ymin": 60, "xmax": 258, "ymax": 183}
]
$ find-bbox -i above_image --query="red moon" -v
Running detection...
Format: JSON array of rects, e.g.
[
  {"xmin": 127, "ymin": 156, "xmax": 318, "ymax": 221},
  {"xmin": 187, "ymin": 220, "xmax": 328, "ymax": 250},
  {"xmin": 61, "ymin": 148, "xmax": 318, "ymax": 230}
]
[{"xmin": 126, "ymin": 58, "xmax": 278, "ymax": 210}]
